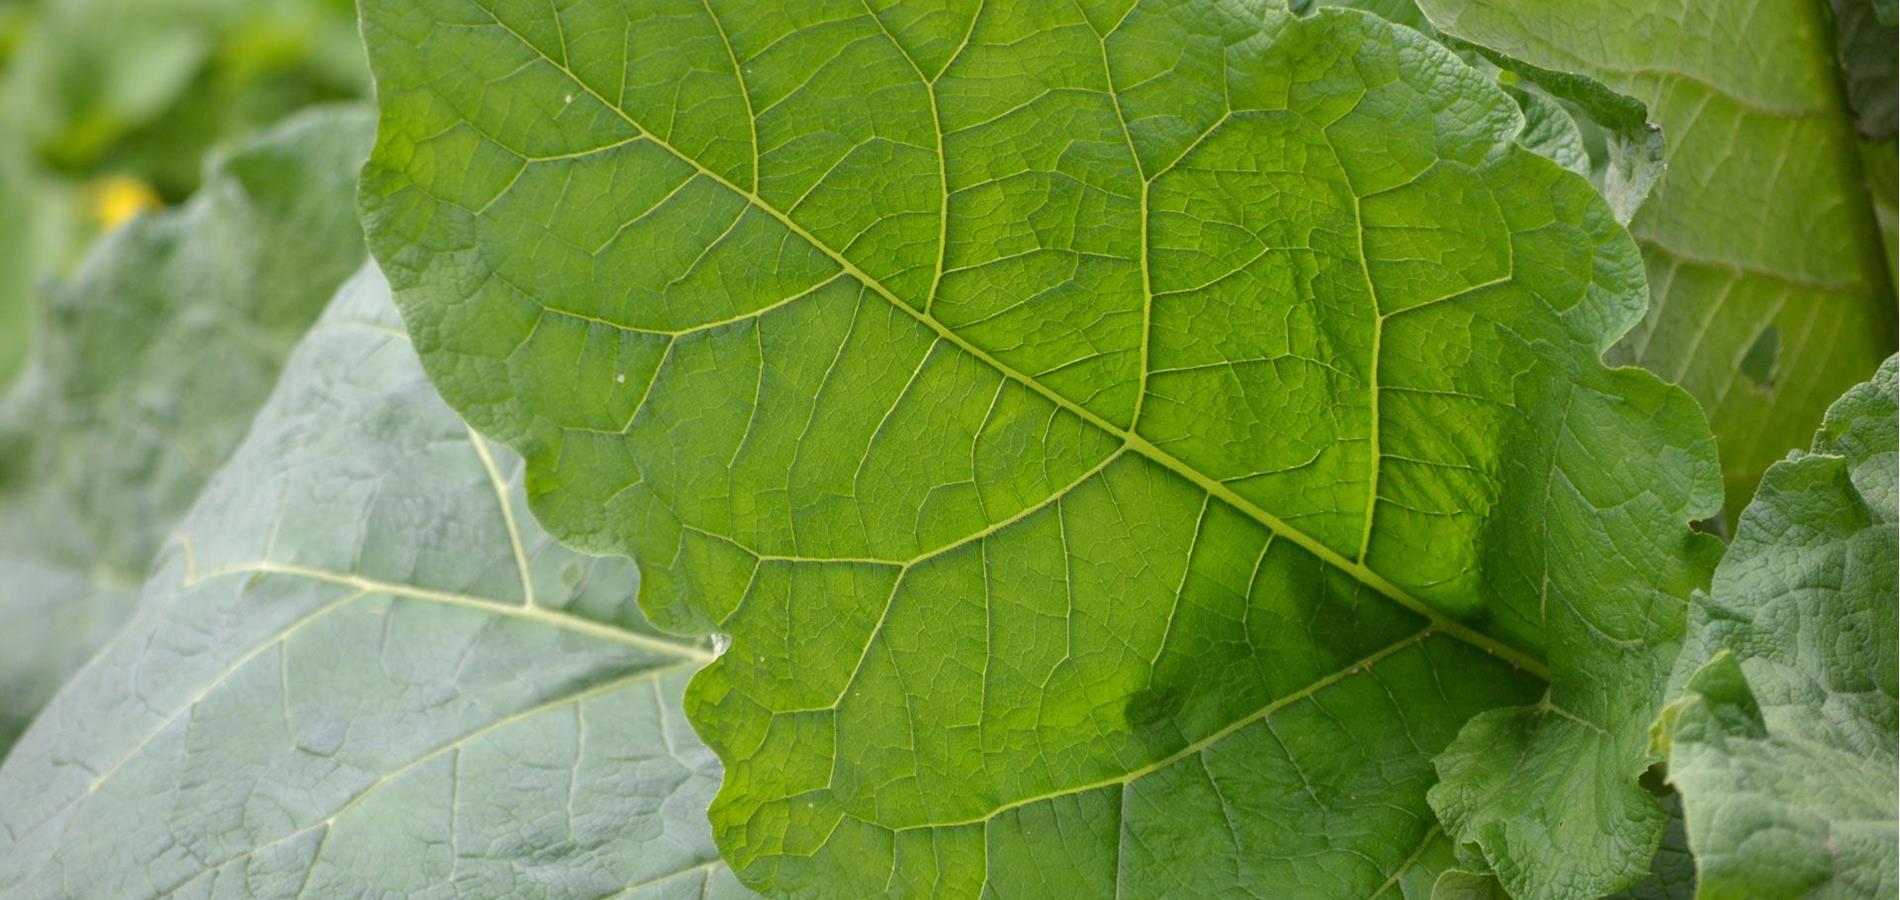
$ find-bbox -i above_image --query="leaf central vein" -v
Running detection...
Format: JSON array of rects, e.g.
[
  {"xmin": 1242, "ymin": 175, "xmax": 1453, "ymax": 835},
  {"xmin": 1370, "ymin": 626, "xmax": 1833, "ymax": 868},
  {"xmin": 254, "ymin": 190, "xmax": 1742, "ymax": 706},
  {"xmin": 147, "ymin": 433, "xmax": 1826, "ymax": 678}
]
[{"xmin": 466, "ymin": 5, "xmax": 1551, "ymax": 681}]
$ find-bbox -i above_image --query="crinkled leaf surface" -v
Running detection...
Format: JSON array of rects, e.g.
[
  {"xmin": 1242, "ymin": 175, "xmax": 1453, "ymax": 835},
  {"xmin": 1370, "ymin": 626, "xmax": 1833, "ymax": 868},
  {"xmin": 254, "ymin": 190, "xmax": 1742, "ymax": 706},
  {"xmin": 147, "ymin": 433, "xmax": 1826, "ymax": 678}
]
[
  {"xmin": 0, "ymin": 107, "xmax": 371, "ymax": 753},
  {"xmin": 1604, "ymin": 793, "xmax": 1696, "ymax": 900},
  {"xmin": 1313, "ymin": 0, "xmax": 1663, "ymax": 224},
  {"xmin": 0, "ymin": 267, "xmax": 754, "ymax": 900},
  {"xmin": 1418, "ymin": 0, "xmax": 1900, "ymax": 517},
  {"xmin": 360, "ymin": 1, "xmax": 1723, "ymax": 896},
  {"xmin": 1654, "ymin": 356, "xmax": 1898, "ymax": 899},
  {"xmin": 1305, "ymin": 1, "xmax": 1598, "ymax": 187}
]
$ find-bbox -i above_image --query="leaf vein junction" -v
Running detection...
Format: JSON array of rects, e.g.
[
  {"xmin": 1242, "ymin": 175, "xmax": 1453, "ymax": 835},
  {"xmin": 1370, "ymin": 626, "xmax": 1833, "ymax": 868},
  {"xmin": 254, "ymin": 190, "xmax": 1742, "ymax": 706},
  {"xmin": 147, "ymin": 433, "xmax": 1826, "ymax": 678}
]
[{"xmin": 466, "ymin": 6, "xmax": 1553, "ymax": 680}]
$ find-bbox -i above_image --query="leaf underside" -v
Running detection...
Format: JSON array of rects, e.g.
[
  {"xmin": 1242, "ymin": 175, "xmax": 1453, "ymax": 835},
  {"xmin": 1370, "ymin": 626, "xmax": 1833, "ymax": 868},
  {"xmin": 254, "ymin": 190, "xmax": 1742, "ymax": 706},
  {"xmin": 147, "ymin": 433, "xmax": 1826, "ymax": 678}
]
[
  {"xmin": 360, "ymin": 1, "xmax": 1722, "ymax": 896},
  {"xmin": 0, "ymin": 268, "xmax": 755, "ymax": 900},
  {"xmin": 0, "ymin": 107, "xmax": 372, "ymax": 753},
  {"xmin": 1657, "ymin": 355, "xmax": 1898, "ymax": 899}
]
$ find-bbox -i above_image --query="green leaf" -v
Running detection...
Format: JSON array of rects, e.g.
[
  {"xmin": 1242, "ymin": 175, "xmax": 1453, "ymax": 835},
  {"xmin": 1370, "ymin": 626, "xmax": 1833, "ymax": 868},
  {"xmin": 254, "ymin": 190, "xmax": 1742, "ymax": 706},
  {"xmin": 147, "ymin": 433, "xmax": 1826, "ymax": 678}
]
[
  {"xmin": 0, "ymin": 266, "xmax": 754, "ymax": 899},
  {"xmin": 1605, "ymin": 792, "xmax": 1696, "ymax": 900},
  {"xmin": 0, "ymin": 107, "xmax": 371, "ymax": 753},
  {"xmin": 1417, "ymin": 0, "xmax": 1900, "ymax": 518},
  {"xmin": 1301, "ymin": 1, "xmax": 1608, "ymax": 191},
  {"xmin": 1431, "ymin": 870, "xmax": 1510, "ymax": 900},
  {"xmin": 1499, "ymin": 83, "xmax": 1589, "ymax": 180},
  {"xmin": 1654, "ymin": 355, "xmax": 1898, "ymax": 899},
  {"xmin": 1866, "ymin": 139, "xmax": 1899, "ymax": 280},
  {"xmin": 1432, "ymin": 40, "xmax": 1664, "ymax": 227},
  {"xmin": 359, "ymin": 2, "xmax": 1723, "ymax": 896},
  {"xmin": 1830, "ymin": 0, "xmax": 1898, "ymax": 140},
  {"xmin": 1374, "ymin": 828, "xmax": 1480, "ymax": 899}
]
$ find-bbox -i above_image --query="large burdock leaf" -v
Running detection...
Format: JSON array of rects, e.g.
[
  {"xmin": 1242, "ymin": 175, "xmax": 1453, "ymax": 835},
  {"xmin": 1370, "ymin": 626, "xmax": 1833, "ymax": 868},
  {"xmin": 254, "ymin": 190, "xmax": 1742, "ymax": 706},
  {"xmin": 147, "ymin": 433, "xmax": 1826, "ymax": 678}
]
[
  {"xmin": 1653, "ymin": 356, "xmax": 1898, "ymax": 899},
  {"xmin": 0, "ymin": 267, "xmax": 754, "ymax": 900},
  {"xmin": 0, "ymin": 106, "xmax": 371, "ymax": 752},
  {"xmin": 360, "ymin": 1, "xmax": 1722, "ymax": 896},
  {"xmin": 1416, "ymin": 0, "xmax": 1900, "ymax": 517}
]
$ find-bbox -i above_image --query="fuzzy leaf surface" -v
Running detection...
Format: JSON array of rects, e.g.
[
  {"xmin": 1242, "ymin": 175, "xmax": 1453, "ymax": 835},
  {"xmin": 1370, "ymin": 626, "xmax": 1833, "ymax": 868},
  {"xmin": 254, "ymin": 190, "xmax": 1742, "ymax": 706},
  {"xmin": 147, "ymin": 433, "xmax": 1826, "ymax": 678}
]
[{"xmin": 1656, "ymin": 356, "xmax": 1898, "ymax": 899}]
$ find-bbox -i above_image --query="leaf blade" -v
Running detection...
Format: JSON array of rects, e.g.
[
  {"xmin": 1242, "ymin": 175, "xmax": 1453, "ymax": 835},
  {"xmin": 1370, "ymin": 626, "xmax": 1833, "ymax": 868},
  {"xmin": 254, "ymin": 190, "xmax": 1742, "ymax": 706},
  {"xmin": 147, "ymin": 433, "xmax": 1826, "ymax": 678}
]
[
  {"xmin": 0, "ymin": 106, "xmax": 373, "ymax": 753},
  {"xmin": 360, "ymin": 2, "xmax": 1723, "ymax": 895},
  {"xmin": 1418, "ymin": 0, "xmax": 1900, "ymax": 516},
  {"xmin": 0, "ymin": 268, "xmax": 753, "ymax": 899},
  {"xmin": 1655, "ymin": 356, "xmax": 1898, "ymax": 899}
]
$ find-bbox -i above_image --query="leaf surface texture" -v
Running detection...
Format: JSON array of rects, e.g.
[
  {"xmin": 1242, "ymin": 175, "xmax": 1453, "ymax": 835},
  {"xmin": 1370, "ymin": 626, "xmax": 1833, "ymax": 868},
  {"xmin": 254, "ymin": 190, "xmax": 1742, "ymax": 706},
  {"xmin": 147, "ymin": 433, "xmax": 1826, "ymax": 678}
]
[
  {"xmin": 359, "ymin": 2, "xmax": 1725, "ymax": 895},
  {"xmin": 0, "ymin": 107, "xmax": 371, "ymax": 752},
  {"xmin": 0, "ymin": 267, "xmax": 755, "ymax": 900},
  {"xmin": 1418, "ymin": 0, "xmax": 1900, "ymax": 515},
  {"xmin": 1655, "ymin": 355, "xmax": 1898, "ymax": 899}
]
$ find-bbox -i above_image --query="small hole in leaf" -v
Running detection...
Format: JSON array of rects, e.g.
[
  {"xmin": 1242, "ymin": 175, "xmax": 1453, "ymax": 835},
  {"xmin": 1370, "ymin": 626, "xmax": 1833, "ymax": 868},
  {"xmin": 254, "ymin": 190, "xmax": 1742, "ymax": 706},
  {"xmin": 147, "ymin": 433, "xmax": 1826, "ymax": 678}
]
[{"xmin": 1740, "ymin": 326, "xmax": 1779, "ymax": 390}]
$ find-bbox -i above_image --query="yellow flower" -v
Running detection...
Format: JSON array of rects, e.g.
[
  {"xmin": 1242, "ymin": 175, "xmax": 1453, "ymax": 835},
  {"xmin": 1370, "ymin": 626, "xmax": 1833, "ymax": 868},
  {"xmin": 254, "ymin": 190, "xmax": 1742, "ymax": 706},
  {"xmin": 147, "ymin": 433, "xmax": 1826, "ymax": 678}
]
[{"xmin": 88, "ymin": 176, "xmax": 161, "ymax": 232}]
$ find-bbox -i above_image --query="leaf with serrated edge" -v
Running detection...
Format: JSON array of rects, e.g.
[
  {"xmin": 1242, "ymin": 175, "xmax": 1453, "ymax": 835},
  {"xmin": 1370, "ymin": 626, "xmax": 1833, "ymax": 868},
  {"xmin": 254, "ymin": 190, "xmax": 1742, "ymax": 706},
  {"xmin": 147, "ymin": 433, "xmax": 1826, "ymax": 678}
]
[
  {"xmin": 359, "ymin": 2, "xmax": 1723, "ymax": 896},
  {"xmin": 1418, "ymin": 0, "xmax": 1899, "ymax": 518},
  {"xmin": 0, "ymin": 266, "xmax": 757, "ymax": 900},
  {"xmin": 1655, "ymin": 356, "xmax": 1898, "ymax": 899}
]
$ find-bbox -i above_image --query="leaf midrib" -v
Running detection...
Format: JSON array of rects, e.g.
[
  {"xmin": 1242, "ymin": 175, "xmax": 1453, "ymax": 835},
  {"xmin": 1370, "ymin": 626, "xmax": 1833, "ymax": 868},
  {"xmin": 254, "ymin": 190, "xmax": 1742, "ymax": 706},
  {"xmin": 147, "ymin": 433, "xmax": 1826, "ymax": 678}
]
[{"xmin": 460, "ymin": 6, "xmax": 1551, "ymax": 680}]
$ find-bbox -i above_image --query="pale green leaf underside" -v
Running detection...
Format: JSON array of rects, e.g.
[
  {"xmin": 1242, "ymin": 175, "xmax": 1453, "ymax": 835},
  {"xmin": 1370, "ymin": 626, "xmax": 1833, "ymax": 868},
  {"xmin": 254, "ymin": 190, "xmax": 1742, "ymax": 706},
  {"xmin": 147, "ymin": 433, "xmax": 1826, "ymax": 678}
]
[
  {"xmin": 1418, "ymin": 0, "xmax": 1899, "ymax": 516},
  {"xmin": 1656, "ymin": 356, "xmax": 1898, "ymax": 899},
  {"xmin": 0, "ymin": 107, "xmax": 372, "ymax": 752},
  {"xmin": 360, "ymin": 1, "xmax": 1722, "ymax": 896},
  {"xmin": 0, "ymin": 268, "xmax": 754, "ymax": 900}
]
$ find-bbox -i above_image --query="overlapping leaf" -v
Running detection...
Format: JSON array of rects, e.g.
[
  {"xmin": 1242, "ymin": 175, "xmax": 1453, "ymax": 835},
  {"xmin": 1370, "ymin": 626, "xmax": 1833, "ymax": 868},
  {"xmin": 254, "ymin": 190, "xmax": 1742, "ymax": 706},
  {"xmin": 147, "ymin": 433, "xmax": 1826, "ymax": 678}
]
[
  {"xmin": 1306, "ymin": 0, "xmax": 1602, "ymax": 189},
  {"xmin": 0, "ymin": 267, "xmax": 754, "ymax": 900},
  {"xmin": 1829, "ymin": 0, "xmax": 1898, "ymax": 141},
  {"xmin": 360, "ymin": 1, "xmax": 1723, "ymax": 895},
  {"xmin": 1418, "ymin": 0, "xmax": 1900, "ymax": 517},
  {"xmin": 1654, "ymin": 356, "xmax": 1898, "ymax": 899},
  {"xmin": 0, "ymin": 107, "xmax": 370, "ymax": 752}
]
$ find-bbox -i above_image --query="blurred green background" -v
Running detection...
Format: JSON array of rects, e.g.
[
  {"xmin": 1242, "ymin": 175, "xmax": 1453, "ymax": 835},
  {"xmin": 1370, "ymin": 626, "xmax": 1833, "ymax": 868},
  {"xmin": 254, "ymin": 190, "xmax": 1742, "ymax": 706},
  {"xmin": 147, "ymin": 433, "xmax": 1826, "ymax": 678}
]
[{"xmin": 0, "ymin": 0, "xmax": 366, "ymax": 385}]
